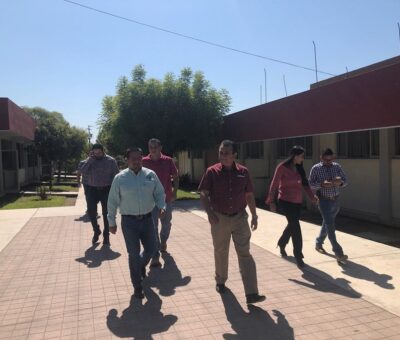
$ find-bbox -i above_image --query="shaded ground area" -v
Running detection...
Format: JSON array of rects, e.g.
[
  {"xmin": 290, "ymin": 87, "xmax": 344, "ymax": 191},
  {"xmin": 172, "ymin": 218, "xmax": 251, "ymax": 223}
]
[
  {"xmin": 0, "ymin": 210, "xmax": 399, "ymax": 339},
  {"xmin": 256, "ymin": 201, "xmax": 400, "ymax": 248}
]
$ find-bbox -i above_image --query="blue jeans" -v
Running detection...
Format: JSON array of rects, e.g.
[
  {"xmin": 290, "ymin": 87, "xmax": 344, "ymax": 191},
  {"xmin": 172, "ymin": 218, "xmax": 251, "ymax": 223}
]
[
  {"xmin": 121, "ymin": 215, "xmax": 157, "ymax": 288},
  {"xmin": 316, "ymin": 198, "xmax": 344, "ymax": 256},
  {"xmin": 151, "ymin": 202, "xmax": 173, "ymax": 259}
]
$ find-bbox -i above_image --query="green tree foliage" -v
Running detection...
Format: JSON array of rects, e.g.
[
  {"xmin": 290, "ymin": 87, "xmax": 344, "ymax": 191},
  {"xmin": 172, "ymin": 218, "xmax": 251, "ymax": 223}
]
[
  {"xmin": 24, "ymin": 107, "xmax": 89, "ymax": 179},
  {"xmin": 97, "ymin": 65, "xmax": 231, "ymax": 155}
]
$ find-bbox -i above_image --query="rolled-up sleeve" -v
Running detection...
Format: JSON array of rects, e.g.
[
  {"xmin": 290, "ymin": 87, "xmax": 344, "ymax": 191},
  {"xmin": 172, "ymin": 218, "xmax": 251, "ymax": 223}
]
[
  {"xmin": 107, "ymin": 175, "xmax": 121, "ymax": 226},
  {"xmin": 337, "ymin": 164, "xmax": 348, "ymax": 188},
  {"xmin": 153, "ymin": 174, "xmax": 166, "ymax": 210},
  {"xmin": 308, "ymin": 165, "xmax": 321, "ymax": 192}
]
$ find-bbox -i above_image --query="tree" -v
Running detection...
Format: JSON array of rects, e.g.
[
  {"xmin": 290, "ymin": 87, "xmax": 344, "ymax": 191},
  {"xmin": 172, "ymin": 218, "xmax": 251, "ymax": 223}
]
[
  {"xmin": 24, "ymin": 106, "xmax": 89, "ymax": 182},
  {"xmin": 97, "ymin": 65, "xmax": 231, "ymax": 156}
]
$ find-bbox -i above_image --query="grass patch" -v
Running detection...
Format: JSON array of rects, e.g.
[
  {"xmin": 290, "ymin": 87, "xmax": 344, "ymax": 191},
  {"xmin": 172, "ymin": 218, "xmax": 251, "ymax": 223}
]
[
  {"xmin": 0, "ymin": 194, "xmax": 72, "ymax": 210},
  {"xmin": 22, "ymin": 184, "xmax": 78, "ymax": 192},
  {"xmin": 176, "ymin": 189, "xmax": 199, "ymax": 200},
  {"xmin": 50, "ymin": 185, "xmax": 78, "ymax": 192}
]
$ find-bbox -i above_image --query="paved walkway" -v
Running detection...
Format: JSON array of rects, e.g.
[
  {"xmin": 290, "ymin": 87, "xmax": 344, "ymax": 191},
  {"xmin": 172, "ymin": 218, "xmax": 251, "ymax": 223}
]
[{"xmin": 0, "ymin": 189, "xmax": 399, "ymax": 339}]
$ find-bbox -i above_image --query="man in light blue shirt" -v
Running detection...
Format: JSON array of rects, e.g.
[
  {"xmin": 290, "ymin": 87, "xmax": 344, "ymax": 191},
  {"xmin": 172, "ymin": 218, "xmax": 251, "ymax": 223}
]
[{"xmin": 108, "ymin": 147, "xmax": 166, "ymax": 299}]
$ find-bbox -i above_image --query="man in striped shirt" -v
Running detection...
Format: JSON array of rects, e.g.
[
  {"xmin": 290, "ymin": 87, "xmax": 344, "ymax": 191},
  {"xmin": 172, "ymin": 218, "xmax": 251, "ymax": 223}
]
[{"xmin": 309, "ymin": 148, "xmax": 348, "ymax": 262}]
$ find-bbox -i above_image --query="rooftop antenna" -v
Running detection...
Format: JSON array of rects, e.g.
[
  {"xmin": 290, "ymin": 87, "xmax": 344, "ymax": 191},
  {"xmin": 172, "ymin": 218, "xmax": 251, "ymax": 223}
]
[
  {"xmin": 313, "ymin": 40, "xmax": 318, "ymax": 82},
  {"xmin": 398, "ymin": 23, "xmax": 400, "ymax": 51},
  {"xmin": 283, "ymin": 75, "xmax": 288, "ymax": 96},
  {"xmin": 264, "ymin": 68, "xmax": 267, "ymax": 103}
]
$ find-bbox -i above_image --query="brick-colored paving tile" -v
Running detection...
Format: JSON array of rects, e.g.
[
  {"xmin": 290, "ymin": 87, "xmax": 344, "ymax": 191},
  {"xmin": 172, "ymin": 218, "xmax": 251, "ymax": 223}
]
[{"xmin": 0, "ymin": 210, "xmax": 399, "ymax": 339}]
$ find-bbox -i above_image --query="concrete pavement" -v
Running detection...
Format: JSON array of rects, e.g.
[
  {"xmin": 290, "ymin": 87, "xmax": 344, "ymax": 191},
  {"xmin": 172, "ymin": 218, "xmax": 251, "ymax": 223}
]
[{"xmin": 0, "ymin": 188, "xmax": 399, "ymax": 339}]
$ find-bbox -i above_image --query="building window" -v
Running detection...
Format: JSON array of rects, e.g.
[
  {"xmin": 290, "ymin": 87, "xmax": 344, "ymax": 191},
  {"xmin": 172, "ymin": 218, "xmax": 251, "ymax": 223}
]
[
  {"xmin": 337, "ymin": 130, "xmax": 379, "ymax": 158},
  {"xmin": 27, "ymin": 145, "xmax": 38, "ymax": 167},
  {"xmin": 2, "ymin": 151, "xmax": 16, "ymax": 170},
  {"xmin": 17, "ymin": 143, "xmax": 24, "ymax": 169},
  {"xmin": 395, "ymin": 128, "xmax": 400, "ymax": 156},
  {"xmin": 276, "ymin": 136, "xmax": 313, "ymax": 158},
  {"xmin": 189, "ymin": 150, "xmax": 203, "ymax": 159},
  {"xmin": 245, "ymin": 141, "xmax": 264, "ymax": 159},
  {"xmin": 234, "ymin": 143, "xmax": 242, "ymax": 159}
]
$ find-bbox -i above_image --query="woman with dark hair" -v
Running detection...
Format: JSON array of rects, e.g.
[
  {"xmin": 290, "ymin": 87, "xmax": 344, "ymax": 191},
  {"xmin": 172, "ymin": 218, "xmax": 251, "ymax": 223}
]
[{"xmin": 265, "ymin": 146, "xmax": 318, "ymax": 268}]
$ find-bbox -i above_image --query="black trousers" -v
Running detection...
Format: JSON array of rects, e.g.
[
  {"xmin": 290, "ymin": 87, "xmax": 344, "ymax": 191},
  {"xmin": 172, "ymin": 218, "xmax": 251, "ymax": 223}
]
[
  {"xmin": 277, "ymin": 199, "xmax": 303, "ymax": 260},
  {"xmin": 86, "ymin": 185, "xmax": 111, "ymax": 236}
]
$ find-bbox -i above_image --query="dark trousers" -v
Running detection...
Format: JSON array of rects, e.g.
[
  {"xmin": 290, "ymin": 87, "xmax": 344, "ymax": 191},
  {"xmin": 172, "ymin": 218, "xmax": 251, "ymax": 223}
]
[
  {"xmin": 86, "ymin": 185, "xmax": 110, "ymax": 236},
  {"xmin": 82, "ymin": 183, "xmax": 89, "ymax": 213},
  {"xmin": 121, "ymin": 215, "xmax": 156, "ymax": 289},
  {"xmin": 278, "ymin": 199, "xmax": 303, "ymax": 260}
]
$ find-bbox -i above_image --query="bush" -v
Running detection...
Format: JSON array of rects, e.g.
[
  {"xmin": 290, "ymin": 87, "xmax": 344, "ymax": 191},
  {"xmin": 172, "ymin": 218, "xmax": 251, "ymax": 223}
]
[{"xmin": 36, "ymin": 186, "xmax": 49, "ymax": 200}]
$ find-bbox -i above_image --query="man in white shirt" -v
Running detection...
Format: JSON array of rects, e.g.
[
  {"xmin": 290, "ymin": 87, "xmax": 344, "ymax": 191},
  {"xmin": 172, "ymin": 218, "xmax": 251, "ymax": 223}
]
[{"xmin": 108, "ymin": 147, "xmax": 166, "ymax": 299}]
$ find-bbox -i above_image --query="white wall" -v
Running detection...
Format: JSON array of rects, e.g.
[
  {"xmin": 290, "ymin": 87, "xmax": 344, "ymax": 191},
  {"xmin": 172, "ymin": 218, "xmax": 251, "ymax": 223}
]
[
  {"xmin": 193, "ymin": 159, "xmax": 204, "ymax": 183},
  {"xmin": 392, "ymin": 159, "xmax": 400, "ymax": 219},
  {"xmin": 244, "ymin": 159, "xmax": 269, "ymax": 200},
  {"xmin": 18, "ymin": 168, "xmax": 26, "ymax": 186},
  {"xmin": 337, "ymin": 159, "xmax": 380, "ymax": 215},
  {"xmin": 177, "ymin": 151, "xmax": 190, "ymax": 176}
]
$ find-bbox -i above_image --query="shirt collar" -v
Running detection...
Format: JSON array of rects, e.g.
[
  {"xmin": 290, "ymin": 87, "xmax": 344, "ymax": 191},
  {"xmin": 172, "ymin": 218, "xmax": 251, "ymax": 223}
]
[
  {"xmin": 129, "ymin": 168, "xmax": 143, "ymax": 176},
  {"xmin": 218, "ymin": 162, "xmax": 240, "ymax": 172}
]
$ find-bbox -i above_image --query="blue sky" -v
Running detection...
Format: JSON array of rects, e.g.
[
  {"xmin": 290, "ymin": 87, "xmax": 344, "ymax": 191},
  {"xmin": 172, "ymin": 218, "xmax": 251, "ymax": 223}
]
[{"xmin": 1, "ymin": 0, "xmax": 399, "ymax": 140}]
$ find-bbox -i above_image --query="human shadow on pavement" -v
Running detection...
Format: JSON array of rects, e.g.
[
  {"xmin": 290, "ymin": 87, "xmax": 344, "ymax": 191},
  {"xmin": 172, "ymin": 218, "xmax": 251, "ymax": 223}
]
[
  {"xmin": 107, "ymin": 287, "xmax": 177, "ymax": 339},
  {"xmin": 147, "ymin": 253, "xmax": 191, "ymax": 296},
  {"xmin": 288, "ymin": 263, "xmax": 362, "ymax": 298},
  {"xmin": 173, "ymin": 199, "xmax": 202, "ymax": 212},
  {"xmin": 320, "ymin": 253, "xmax": 394, "ymax": 289},
  {"xmin": 220, "ymin": 288, "xmax": 294, "ymax": 340},
  {"xmin": 74, "ymin": 214, "xmax": 100, "ymax": 223},
  {"xmin": 75, "ymin": 244, "xmax": 121, "ymax": 268}
]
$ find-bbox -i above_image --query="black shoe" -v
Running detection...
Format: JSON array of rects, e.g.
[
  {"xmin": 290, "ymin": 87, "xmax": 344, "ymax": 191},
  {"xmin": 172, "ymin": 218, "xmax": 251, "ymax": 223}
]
[
  {"xmin": 315, "ymin": 245, "xmax": 326, "ymax": 254},
  {"xmin": 134, "ymin": 287, "xmax": 144, "ymax": 299},
  {"xmin": 296, "ymin": 259, "xmax": 306, "ymax": 268},
  {"xmin": 277, "ymin": 243, "xmax": 287, "ymax": 257},
  {"xmin": 92, "ymin": 229, "xmax": 101, "ymax": 244},
  {"xmin": 246, "ymin": 293, "xmax": 266, "ymax": 304},
  {"xmin": 103, "ymin": 234, "xmax": 110, "ymax": 246},
  {"xmin": 150, "ymin": 258, "xmax": 161, "ymax": 268},
  {"xmin": 216, "ymin": 283, "xmax": 226, "ymax": 293}
]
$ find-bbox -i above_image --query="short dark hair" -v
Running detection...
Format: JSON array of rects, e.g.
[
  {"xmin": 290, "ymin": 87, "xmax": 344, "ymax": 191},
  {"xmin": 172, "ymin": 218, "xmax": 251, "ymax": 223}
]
[
  {"xmin": 148, "ymin": 138, "xmax": 161, "ymax": 146},
  {"xmin": 220, "ymin": 139, "xmax": 238, "ymax": 154},
  {"xmin": 321, "ymin": 148, "xmax": 334, "ymax": 156},
  {"xmin": 125, "ymin": 147, "xmax": 143, "ymax": 159},
  {"xmin": 92, "ymin": 143, "xmax": 104, "ymax": 151}
]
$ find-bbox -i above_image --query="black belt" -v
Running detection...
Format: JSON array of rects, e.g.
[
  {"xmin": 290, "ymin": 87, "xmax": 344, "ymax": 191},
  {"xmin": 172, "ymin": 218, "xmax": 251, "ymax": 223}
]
[
  {"xmin": 218, "ymin": 211, "xmax": 242, "ymax": 217},
  {"xmin": 122, "ymin": 212, "xmax": 152, "ymax": 220},
  {"xmin": 320, "ymin": 196, "xmax": 339, "ymax": 201}
]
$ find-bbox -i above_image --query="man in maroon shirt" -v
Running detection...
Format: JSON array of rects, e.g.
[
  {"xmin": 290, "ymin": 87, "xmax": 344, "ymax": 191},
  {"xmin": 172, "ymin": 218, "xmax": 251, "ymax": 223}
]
[
  {"xmin": 198, "ymin": 140, "xmax": 265, "ymax": 304},
  {"xmin": 142, "ymin": 138, "xmax": 179, "ymax": 267}
]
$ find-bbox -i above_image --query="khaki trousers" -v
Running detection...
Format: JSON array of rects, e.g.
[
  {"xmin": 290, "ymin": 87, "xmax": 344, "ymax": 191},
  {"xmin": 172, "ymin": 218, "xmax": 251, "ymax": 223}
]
[{"xmin": 211, "ymin": 211, "xmax": 258, "ymax": 295}]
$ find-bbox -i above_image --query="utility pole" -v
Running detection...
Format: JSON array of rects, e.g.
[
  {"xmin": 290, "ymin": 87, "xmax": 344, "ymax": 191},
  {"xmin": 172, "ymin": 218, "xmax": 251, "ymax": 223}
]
[
  {"xmin": 313, "ymin": 40, "xmax": 318, "ymax": 83},
  {"xmin": 87, "ymin": 126, "xmax": 92, "ymax": 147},
  {"xmin": 283, "ymin": 75, "xmax": 288, "ymax": 97},
  {"xmin": 264, "ymin": 68, "xmax": 267, "ymax": 103},
  {"xmin": 398, "ymin": 23, "xmax": 400, "ymax": 52}
]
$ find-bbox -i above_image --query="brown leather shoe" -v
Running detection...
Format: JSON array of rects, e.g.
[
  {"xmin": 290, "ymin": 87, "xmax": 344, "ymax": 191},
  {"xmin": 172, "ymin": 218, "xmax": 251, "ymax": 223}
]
[{"xmin": 246, "ymin": 293, "xmax": 266, "ymax": 304}]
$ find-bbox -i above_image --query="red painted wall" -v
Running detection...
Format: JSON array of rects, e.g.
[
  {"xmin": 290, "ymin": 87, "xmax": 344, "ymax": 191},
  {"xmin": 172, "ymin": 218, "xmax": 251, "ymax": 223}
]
[
  {"xmin": 0, "ymin": 98, "xmax": 36, "ymax": 140},
  {"xmin": 222, "ymin": 60, "xmax": 400, "ymax": 142}
]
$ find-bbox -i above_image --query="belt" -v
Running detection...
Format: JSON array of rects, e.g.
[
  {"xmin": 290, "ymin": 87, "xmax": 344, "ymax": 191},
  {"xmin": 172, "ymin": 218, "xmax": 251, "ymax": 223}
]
[
  {"xmin": 122, "ymin": 212, "xmax": 152, "ymax": 220},
  {"xmin": 320, "ymin": 196, "xmax": 339, "ymax": 201},
  {"xmin": 217, "ymin": 211, "xmax": 242, "ymax": 217}
]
